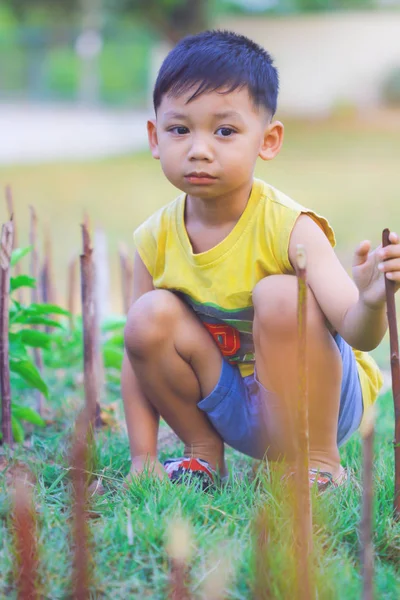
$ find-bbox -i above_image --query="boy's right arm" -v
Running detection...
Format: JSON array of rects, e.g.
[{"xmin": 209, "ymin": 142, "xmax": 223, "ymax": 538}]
[{"xmin": 122, "ymin": 252, "xmax": 166, "ymax": 480}]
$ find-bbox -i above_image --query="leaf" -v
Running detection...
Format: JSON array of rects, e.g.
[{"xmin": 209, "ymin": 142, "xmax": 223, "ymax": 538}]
[
  {"xmin": 10, "ymin": 275, "xmax": 36, "ymax": 292},
  {"xmin": 11, "ymin": 246, "xmax": 32, "ymax": 267},
  {"xmin": 11, "ymin": 417, "xmax": 25, "ymax": 443},
  {"xmin": 29, "ymin": 303, "xmax": 70, "ymax": 316},
  {"xmin": 9, "ymin": 359, "xmax": 49, "ymax": 398},
  {"xmin": 12, "ymin": 405, "xmax": 45, "ymax": 427},
  {"xmin": 14, "ymin": 315, "xmax": 64, "ymax": 329},
  {"xmin": 8, "ymin": 333, "xmax": 28, "ymax": 360},
  {"xmin": 103, "ymin": 346, "xmax": 124, "ymax": 370},
  {"xmin": 19, "ymin": 329, "xmax": 53, "ymax": 349},
  {"xmin": 104, "ymin": 332, "xmax": 124, "ymax": 347}
]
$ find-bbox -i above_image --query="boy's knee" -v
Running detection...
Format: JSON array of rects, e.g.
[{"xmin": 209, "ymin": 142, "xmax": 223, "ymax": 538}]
[
  {"xmin": 253, "ymin": 275, "xmax": 324, "ymax": 336},
  {"xmin": 124, "ymin": 290, "xmax": 181, "ymax": 356}
]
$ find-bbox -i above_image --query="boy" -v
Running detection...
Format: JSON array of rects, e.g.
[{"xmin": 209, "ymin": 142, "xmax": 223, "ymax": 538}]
[{"xmin": 122, "ymin": 30, "xmax": 400, "ymax": 491}]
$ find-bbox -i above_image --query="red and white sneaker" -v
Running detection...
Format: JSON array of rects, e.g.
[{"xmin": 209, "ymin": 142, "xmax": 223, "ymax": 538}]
[
  {"xmin": 309, "ymin": 468, "xmax": 349, "ymax": 492},
  {"xmin": 163, "ymin": 457, "xmax": 217, "ymax": 491}
]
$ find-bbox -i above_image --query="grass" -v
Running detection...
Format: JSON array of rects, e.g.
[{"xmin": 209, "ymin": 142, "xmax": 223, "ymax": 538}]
[{"xmin": 0, "ymin": 391, "xmax": 399, "ymax": 598}]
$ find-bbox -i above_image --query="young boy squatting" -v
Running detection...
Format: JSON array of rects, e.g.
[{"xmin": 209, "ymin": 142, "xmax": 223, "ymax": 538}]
[{"xmin": 122, "ymin": 30, "xmax": 400, "ymax": 491}]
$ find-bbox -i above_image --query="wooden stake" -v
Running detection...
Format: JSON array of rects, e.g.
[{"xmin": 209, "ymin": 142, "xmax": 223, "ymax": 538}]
[
  {"xmin": 40, "ymin": 225, "xmax": 56, "ymax": 306},
  {"xmin": 119, "ymin": 243, "xmax": 133, "ymax": 315},
  {"xmin": 93, "ymin": 229, "xmax": 107, "ymax": 401},
  {"xmin": 382, "ymin": 228, "xmax": 400, "ymax": 519},
  {"xmin": 12, "ymin": 472, "xmax": 39, "ymax": 599},
  {"xmin": 167, "ymin": 519, "xmax": 192, "ymax": 600},
  {"xmin": 29, "ymin": 206, "xmax": 44, "ymax": 416},
  {"xmin": 68, "ymin": 256, "xmax": 79, "ymax": 331},
  {"xmin": 0, "ymin": 220, "xmax": 14, "ymax": 446},
  {"xmin": 5, "ymin": 186, "xmax": 22, "ymax": 303},
  {"xmin": 360, "ymin": 406, "xmax": 376, "ymax": 600},
  {"xmin": 253, "ymin": 506, "xmax": 273, "ymax": 600},
  {"xmin": 70, "ymin": 410, "xmax": 93, "ymax": 600},
  {"xmin": 294, "ymin": 244, "xmax": 313, "ymax": 599},
  {"xmin": 80, "ymin": 222, "xmax": 101, "ymax": 427}
]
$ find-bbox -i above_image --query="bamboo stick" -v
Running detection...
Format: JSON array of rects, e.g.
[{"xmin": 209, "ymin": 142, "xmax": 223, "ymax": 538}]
[
  {"xmin": 252, "ymin": 506, "xmax": 273, "ymax": 600},
  {"xmin": 80, "ymin": 222, "xmax": 101, "ymax": 427},
  {"xmin": 29, "ymin": 206, "xmax": 44, "ymax": 415},
  {"xmin": 70, "ymin": 410, "xmax": 92, "ymax": 600},
  {"xmin": 93, "ymin": 229, "xmax": 106, "ymax": 402},
  {"xmin": 360, "ymin": 406, "xmax": 376, "ymax": 600},
  {"xmin": 5, "ymin": 186, "xmax": 22, "ymax": 303},
  {"xmin": 167, "ymin": 519, "xmax": 192, "ymax": 600},
  {"xmin": 294, "ymin": 244, "xmax": 313, "ymax": 599},
  {"xmin": 0, "ymin": 219, "xmax": 14, "ymax": 446},
  {"xmin": 68, "ymin": 255, "xmax": 79, "ymax": 331},
  {"xmin": 382, "ymin": 228, "xmax": 400, "ymax": 519},
  {"xmin": 41, "ymin": 225, "xmax": 56, "ymax": 306},
  {"xmin": 119, "ymin": 243, "xmax": 133, "ymax": 315},
  {"xmin": 12, "ymin": 473, "xmax": 39, "ymax": 599}
]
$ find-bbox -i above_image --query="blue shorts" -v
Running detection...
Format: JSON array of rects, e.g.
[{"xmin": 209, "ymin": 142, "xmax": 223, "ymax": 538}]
[{"xmin": 197, "ymin": 334, "xmax": 363, "ymax": 459}]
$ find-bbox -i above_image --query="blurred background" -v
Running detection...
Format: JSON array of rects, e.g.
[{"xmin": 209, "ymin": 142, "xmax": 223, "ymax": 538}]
[{"xmin": 0, "ymin": 0, "xmax": 399, "ymax": 365}]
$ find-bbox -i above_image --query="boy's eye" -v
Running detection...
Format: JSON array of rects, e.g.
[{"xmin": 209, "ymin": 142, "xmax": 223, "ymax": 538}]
[
  {"xmin": 169, "ymin": 126, "xmax": 189, "ymax": 135},
  {"xmin": 216, "ymin": 127, "xmax": 235, "ymax": 137}
]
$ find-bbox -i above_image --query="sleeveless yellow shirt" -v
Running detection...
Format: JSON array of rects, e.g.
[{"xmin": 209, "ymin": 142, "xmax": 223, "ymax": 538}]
[{"xmin": 134, "ymin": 178, "xmax": 383, "ymax": 419}]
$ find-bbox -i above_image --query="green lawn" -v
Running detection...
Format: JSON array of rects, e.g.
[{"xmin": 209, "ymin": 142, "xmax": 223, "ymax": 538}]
[{"xmin": 0, "ymin": 391, "xmax": 399, "ymax": 598}]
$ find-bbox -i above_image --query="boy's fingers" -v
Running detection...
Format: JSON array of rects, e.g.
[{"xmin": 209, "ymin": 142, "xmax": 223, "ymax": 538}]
[
  {"xmin": 389, "ymin": 231, "xmax": 399, "ymax": 244},
  {"xmin": 378, "ymin": 258, "xmax": 400, "ymax": 275},
  {"xmin": 353, "ymin": 240, "xmax": 371, "ymax": 266},
  {"xmin": 379, "ymin": 240, "xmax": 400, "ymax": 260}
]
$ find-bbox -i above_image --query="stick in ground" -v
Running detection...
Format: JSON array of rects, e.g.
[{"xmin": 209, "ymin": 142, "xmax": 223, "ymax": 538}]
[
  {"xmin": 360, "ymin": 405, "xmax": 376, "ymax": 600},
  {"xmin": 166, "ymin": 518, "xmax": 192, "ymax": 600},
  {"xmin": 294, "ymin": 244, "xmax": 313, "ymax": 599},
  {"xmin": 0, "ymin": 219, "xmax": 14, "ymax": 446},
  {"xmin": 80, "ymin": 222, "xmax": 102, "ymax": 427},
  {"xmin": 29, "ymin": 206, "xmax": 45, "ymax": 415},
  {"xmin": 382, "ymin": 228, "xmax": 400, "ymax": 519},
  {"xmin": 12, "ymin": 471, "xmax": 39, "ymax": 599}
]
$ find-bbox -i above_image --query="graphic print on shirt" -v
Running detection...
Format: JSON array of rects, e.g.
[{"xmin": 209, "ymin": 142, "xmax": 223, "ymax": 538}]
[{"xmin": 177, "ymin": 293, "xmax": 255, "ymax": 365}]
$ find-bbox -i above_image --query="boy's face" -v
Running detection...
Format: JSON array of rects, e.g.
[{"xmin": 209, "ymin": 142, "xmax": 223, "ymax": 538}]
[{"xmin": 147, "ymin": 87, "xmax": 283, "ymax": 200}]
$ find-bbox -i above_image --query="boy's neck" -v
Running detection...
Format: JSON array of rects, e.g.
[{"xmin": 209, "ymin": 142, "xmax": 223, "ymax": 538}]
[{"xmin": 185, "ymin": 179, "xmax": 254, "ymax": 227}]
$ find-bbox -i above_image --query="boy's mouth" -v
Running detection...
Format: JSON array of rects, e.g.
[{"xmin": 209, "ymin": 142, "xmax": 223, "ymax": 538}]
[{"xmin": 185, "ymin": 172, "xmax": 217, "ymax": 185}]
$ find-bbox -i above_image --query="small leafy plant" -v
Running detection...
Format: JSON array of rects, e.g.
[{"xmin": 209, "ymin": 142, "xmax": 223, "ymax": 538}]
[{"xmin": 3, "ymin": 246, "xmax": 69, "ymax": 442}]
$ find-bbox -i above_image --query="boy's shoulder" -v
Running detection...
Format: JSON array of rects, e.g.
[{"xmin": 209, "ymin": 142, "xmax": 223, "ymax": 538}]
[{"xmin": 134, "ymin": 192, "xmax": 183, "ymax": 238}]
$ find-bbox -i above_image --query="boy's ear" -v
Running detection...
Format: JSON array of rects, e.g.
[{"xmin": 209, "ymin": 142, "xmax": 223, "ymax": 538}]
[
  {"xmin": 147, "ymin": 119, "xmax": 160, "ymax": 159},
  {"xmin": 258, "ymin": 120, "xmax": 284, "ymax": 161}
]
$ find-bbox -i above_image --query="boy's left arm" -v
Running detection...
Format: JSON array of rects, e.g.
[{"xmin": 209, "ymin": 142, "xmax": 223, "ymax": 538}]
[{"xmin": 288, "ymin": 215, "xmax": 400, "ymax": 352}]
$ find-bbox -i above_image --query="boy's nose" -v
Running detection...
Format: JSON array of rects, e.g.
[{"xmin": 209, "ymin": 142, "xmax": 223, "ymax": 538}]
[{"xmin": 187, "ymin": 137, "xmax": 213, "ymax": 162}]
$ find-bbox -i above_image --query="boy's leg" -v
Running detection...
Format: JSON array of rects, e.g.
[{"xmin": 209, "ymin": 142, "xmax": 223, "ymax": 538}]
[
  {"xmin": 253, "ymin": 275, "xmax": 343, "ymax": 479},
  {"xmin": 123, "ymin": 289, "xmax": 226, "ymax": 475}
]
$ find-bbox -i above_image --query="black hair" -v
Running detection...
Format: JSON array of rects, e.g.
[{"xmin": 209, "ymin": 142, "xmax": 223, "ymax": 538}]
[{"xmin": 153, "ymin": 29, "xmax": 279, "ymax": 115}]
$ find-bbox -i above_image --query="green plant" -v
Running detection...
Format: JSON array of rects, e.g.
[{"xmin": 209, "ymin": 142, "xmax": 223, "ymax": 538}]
[{"xmin": 3, "ymin": 246, "xmax": 70, "ymax": 442}]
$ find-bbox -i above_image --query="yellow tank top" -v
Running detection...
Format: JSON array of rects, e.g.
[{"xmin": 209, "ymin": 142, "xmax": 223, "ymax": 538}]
[{"xmin": 134, "ymin": 178, "xmax": 383, "ymax": 419}]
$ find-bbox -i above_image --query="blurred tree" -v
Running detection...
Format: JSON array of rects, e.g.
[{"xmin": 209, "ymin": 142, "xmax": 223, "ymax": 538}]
[
  {"xmin": 109, "ymin": 0, "xmax": 209, "ymax": 43},
  {"xmin": 5, "ymin": 0, "xmax": 209, "ymax": 41}
]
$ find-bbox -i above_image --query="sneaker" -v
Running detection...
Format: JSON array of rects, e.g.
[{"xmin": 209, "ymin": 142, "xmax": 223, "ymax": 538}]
[
  {"xmin": 163, "ymin": 457, "xmax": 217, "ymax": 491},
  {"xmin": 309, "ymin": 467, "xmax": 349, "ymax": 492}
]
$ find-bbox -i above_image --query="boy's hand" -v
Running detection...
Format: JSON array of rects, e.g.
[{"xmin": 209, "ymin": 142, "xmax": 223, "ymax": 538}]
[{"xmin": 353, "ymin": 231, "xmax": 400, "ymax": 309}]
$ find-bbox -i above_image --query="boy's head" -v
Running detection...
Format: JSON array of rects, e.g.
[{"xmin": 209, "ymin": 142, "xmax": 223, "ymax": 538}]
[
  {"xmin": 148, "ymin": 30, "xmax": 284, "ymax": 200},
  {"xmin": 153, "ymin": 29, "xmax": 279, "ymax": 117}
]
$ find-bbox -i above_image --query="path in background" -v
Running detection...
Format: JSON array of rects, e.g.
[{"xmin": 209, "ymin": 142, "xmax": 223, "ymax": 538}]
[{"xmin": 0, "ymin": 103, "xmax": 151, "ymax": 165}]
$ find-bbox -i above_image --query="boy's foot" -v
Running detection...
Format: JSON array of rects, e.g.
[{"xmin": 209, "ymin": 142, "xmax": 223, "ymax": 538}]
[{"xmin": 163, "ymin": 457, "xmax": 218, "ymax": 491}]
